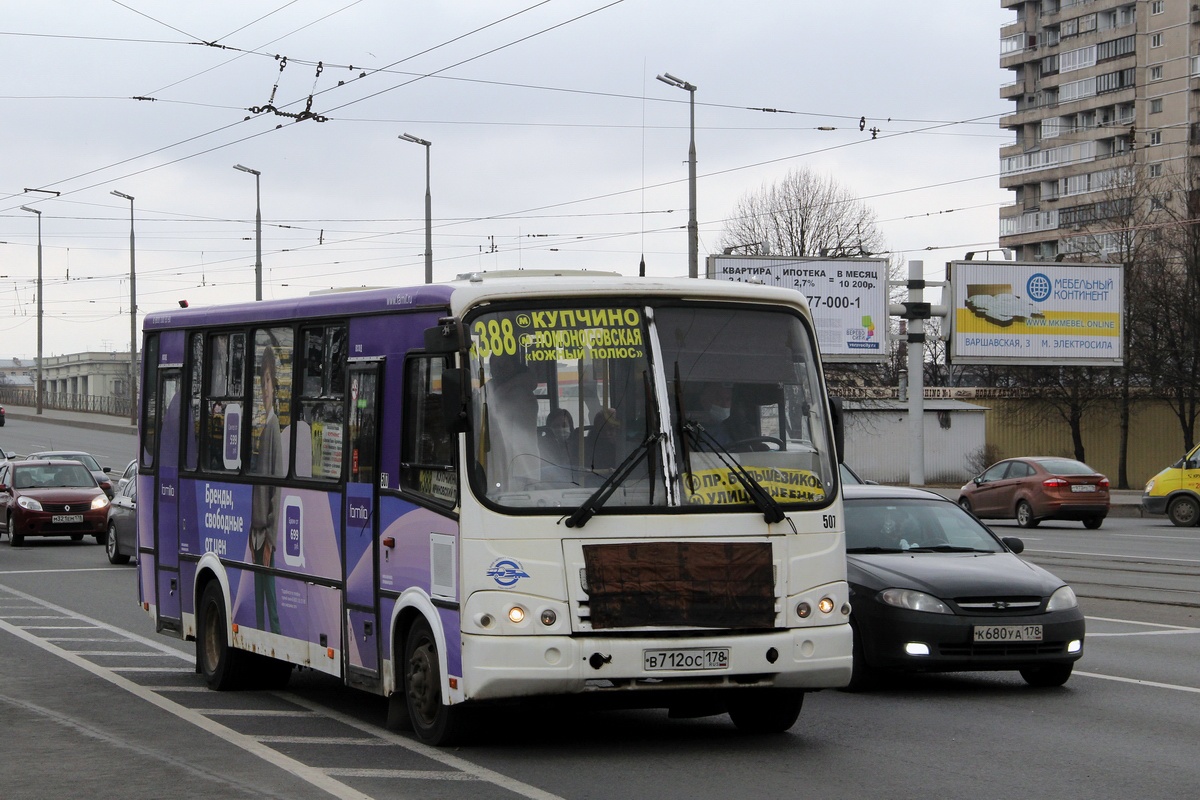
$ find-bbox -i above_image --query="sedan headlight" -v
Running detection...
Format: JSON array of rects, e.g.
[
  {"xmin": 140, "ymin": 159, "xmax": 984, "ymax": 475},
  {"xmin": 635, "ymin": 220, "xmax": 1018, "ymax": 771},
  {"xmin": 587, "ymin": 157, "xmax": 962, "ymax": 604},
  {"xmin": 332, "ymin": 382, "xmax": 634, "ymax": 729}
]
[
  {"xmin": 1047, "ymin": 585, "xmax": 1078, "ymax": 611},
  {"xmin": 878, "ymin": 588, "xmax": 953, "ymax": 614},
  {"xmin": 91, "ymin": 494, "xmax": 110, "ymax": 510},
  {"xmin": 17, "ymin": 496, "xmax": 43, "ymax": 511}
]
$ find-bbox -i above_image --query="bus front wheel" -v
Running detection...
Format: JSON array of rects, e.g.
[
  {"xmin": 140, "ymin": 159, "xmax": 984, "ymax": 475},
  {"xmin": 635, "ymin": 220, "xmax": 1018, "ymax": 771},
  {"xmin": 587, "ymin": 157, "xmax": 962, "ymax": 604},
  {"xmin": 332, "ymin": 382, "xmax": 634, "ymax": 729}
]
[
  {"xmin": 727, "ymin": 689, "xmax": 804, "ymax": 734},
  {"xmin": 197, "ymin": 581, "xmax": 249, "ymax": 690},
  {"xmin": 404, "ymin": 617, "xmax": 466, "ymax": 746}
]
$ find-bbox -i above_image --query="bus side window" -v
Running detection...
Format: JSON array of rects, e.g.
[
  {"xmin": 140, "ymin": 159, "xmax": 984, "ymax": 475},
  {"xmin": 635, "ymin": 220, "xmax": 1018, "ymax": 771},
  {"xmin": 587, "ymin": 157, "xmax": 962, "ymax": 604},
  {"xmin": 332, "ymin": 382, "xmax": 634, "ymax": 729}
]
[
  {"xmin": 184, "ymin": 332, "xmax": 203, "ymax": 470},
  {"xmin": 205, "ymin": 332, "xmax": 244, "ymax": 473},
  {"xmin": 298, "ymin": 325, "xmax": 347, "ymax": 480},
  {"xmin": 401, "ymin": 356, "xmax": 458, "ymax": 505},
  {"xmin": 141, "ymin": 334, "xmax": 160, "ymax": 468}
]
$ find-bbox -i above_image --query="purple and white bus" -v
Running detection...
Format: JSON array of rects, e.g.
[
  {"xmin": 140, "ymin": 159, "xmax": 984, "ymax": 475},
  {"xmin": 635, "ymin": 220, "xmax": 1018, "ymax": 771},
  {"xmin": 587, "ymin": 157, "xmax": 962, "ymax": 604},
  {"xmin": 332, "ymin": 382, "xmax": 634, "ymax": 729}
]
[{"xmin": 137, "ymin": 271, "xmax": 852, "ymax": 745}]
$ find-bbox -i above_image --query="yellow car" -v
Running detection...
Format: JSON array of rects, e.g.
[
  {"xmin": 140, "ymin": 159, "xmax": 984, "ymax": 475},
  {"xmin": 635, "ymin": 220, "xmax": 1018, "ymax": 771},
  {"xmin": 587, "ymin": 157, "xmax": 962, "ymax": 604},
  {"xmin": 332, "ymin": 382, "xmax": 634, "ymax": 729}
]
[{"xmin": 1142, "ymin": 443, "xmax": 1200, "ymax": 527}]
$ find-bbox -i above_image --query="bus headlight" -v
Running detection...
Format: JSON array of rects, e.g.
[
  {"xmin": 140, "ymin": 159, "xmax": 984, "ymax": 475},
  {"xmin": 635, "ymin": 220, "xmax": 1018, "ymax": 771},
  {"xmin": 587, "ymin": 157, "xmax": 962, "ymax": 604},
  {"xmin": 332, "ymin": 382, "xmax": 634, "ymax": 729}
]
[
  {"xmin": 540, "ymin": 609, "xmax": 557, "ymax": 626},
  {"xmin": 507, "ymin": 606, "xmax": 526, "ymax": 624}
]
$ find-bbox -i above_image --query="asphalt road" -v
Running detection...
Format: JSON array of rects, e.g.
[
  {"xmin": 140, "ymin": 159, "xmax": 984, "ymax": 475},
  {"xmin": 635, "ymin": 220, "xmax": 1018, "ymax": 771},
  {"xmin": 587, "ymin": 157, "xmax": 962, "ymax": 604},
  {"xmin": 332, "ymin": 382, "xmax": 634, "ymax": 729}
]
[{"xmin": 0, "ymin": 419, "xmax": 1197, "ymax": 799}]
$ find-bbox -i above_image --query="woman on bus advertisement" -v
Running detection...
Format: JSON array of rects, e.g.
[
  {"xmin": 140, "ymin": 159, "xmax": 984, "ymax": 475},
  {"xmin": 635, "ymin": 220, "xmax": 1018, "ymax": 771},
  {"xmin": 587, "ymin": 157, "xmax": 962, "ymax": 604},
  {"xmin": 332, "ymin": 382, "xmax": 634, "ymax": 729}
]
[{"xmin": 250, "ymin": 341, "xmax": 284, "ymax": 634}]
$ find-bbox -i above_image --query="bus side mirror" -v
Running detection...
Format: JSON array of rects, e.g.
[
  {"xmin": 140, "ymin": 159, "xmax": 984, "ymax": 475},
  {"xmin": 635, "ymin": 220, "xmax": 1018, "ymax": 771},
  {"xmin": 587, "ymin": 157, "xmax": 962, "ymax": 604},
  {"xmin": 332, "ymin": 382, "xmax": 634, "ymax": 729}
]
[
  {"xmin": 440, "ymin": 368, "xmax": 469, "ymax": 433},
  {"xmin": 424, "ymin": 318, "xmax": 464, "ymax": 354},
  {"xmin": 829, "ymin": 397, "xmax": 845, "ymax": 464}
]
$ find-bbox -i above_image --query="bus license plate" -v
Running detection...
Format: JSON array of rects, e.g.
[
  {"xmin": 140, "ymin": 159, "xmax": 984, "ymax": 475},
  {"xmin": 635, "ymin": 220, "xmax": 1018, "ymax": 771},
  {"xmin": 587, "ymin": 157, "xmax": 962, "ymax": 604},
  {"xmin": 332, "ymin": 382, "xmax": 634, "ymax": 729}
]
[
  {"xmin": 644, "ymin": 648, "xmax": 729, "ymax": 671},
  {"xmin": 973, "ymin": 625, "xmax": 1042, "ymax": 643},
  {"xmin": 52, "ymin": 514, "xmax": 84, "ymax": 524}
]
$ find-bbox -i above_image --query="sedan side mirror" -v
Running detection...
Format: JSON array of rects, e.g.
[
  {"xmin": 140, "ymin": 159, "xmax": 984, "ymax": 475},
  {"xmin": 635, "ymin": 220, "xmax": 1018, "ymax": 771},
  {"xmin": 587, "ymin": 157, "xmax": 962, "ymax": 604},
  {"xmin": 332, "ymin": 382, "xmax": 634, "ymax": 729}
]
[
  {"xmin": 974, "ymin": 476, "xmax": 985, "ymax": 485},
  {"xmin": 1001, "ymin": 536, "xmax": 1024, "ymax": 554}
]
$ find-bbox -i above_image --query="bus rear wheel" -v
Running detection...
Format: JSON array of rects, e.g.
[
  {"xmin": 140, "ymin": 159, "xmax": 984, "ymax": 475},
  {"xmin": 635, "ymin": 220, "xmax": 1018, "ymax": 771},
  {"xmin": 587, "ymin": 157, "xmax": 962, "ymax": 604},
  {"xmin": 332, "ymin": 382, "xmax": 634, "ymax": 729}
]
[
  {"xmin": 197, "ymin": 581, "xmax": 249, "ymax": 690},
  {"xmin": 726, "ymin": 689, "xmax": 803, "ymax": 734},
  {"xmin": 404, "ymin": 617, "xmax": 466, "ymax": 746}
]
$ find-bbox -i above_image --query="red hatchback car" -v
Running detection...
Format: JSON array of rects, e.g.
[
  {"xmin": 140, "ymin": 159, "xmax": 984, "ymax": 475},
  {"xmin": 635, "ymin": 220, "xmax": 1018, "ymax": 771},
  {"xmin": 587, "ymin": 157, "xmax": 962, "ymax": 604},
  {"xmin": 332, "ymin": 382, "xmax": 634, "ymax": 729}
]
[
  {"xmin": 0, "ymin": 459, "xmax": 110, "ymax": 546},
  {"xmin": 958, "ymin": 457, "xmax": 1110, "ymax": 530}
]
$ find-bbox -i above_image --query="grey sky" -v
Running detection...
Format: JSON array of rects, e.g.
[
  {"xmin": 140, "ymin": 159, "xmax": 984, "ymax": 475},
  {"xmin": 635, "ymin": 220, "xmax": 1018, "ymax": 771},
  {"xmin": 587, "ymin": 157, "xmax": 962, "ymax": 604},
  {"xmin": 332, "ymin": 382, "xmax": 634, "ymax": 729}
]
[{"xmin": 0, "ymin": 1, "xmax": 1010, "ymax": 357}]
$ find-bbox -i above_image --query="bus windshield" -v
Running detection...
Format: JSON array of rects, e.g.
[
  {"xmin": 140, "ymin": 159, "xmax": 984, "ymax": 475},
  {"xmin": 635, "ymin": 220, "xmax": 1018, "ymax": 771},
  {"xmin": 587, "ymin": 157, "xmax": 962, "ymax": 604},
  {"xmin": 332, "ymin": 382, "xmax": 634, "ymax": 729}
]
[{"xmin": 467, "ymin": 301, "xmax": 835, "ymax": 512}]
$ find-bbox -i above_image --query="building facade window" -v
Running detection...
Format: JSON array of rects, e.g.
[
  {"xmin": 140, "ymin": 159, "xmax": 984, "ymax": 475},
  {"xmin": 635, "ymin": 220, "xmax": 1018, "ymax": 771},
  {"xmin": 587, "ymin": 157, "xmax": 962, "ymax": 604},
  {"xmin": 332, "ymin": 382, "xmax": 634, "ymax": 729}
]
[
  {"xmin": 1150, "ymin": 33, "xmax": 1163, "ymax": 49},
  {"xmin": 1151, "ymin": 0, "xmax": 1164, "ymax": 14},
  {"xmin": 1149, "ymin": 131, "xmax": 1162, "ymax": 146},
  {"xmin": 1149, "ymin": 163, "xmax": 1163, "ymax": 178},
  {"xmin": 1149, "ymin": 65, "xmax": 1162, "ymax": 81},
  {"xmin": 1150, "ymin": 98, "xmax": 1163, "ymax": 114}
]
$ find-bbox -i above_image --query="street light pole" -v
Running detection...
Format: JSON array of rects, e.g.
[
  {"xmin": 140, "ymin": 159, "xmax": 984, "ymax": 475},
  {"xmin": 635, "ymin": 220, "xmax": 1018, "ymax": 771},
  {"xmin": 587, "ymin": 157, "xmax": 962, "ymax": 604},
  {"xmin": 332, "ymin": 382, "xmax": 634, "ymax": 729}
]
[
  {"xmin": 399, "ymin": 133, "xmax": 433, "ymax": 284},
  {"xmin": 19, "ymin": 206, "xmax": 44, "ymax": 415},
  {"xmin": 233, "ymin": 164, "xmax": 263, "ymax": 300},
  {"xmin": 656, "ymin": 72, "xmax": 698, "ymax": 279},
  {"xmin": 112, "ymin": 191, "xmax": 138, "ymax": 426}
]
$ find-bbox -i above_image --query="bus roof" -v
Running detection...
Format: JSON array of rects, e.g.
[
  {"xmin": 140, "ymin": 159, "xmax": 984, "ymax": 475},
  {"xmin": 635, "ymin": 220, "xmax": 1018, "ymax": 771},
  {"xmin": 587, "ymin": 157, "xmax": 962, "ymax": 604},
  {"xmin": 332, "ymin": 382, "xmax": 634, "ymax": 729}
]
[{"xmin": 142, "ymin": 272, "xmax": 811, "ymax": 331}]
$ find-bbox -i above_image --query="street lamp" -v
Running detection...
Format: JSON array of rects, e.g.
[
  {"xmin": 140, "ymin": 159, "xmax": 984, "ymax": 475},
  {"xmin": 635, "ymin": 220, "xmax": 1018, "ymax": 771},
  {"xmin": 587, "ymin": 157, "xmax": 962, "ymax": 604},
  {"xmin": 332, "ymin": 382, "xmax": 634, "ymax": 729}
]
[
  {"xmin": 18, "ymin": 206, "xmax": 44, "ymax": 415},
  {"xmin": 656, "ymin": 72, "xmax": 698, "ymax": 279},
  {"xmin": 399, "ymin": 133, "xmax": 433, "ymax": 284},
  {"xmin": 111, "ymin": 190, "xmax": 138, "ymax": 426},
  {"xmin": 232, "ymin": 164, "xmax": 263, "ymax": 300}
]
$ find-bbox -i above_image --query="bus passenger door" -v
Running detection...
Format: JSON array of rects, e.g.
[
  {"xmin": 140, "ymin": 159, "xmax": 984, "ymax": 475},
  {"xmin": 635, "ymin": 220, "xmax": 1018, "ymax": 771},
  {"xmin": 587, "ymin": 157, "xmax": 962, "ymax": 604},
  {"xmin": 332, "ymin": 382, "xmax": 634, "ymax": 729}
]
[
  {"xmin": 344, "ymin": 363, "xmax": 382, "ymax": 688},
  {"xmin": 154, "ymin": 369, "xmax": 183, "ymax": 633}
]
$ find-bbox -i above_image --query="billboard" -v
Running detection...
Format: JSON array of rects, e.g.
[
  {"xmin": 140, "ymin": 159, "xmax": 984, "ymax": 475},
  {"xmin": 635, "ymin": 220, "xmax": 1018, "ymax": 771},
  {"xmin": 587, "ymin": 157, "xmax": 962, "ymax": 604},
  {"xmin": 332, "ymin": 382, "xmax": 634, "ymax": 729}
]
[
  {"xmin": 948, "ymin": 260, "xmax": 1123, "ymax": 366},
  {"xmin": 707, "ymin": 255, "xmax": 889, "ymax": 362}
]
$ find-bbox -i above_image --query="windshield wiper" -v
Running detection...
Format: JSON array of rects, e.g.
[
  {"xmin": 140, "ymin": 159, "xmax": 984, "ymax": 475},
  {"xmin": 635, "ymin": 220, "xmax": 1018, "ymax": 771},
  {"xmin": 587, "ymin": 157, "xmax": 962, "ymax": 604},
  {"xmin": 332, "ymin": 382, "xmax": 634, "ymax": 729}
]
[
  {"xmin": 564, "ymin": 432, "xmax": 663, "ymax": 529},
  {"xmin": 905, "ymin": 545, "xmax": 995, "ymax": 553},
  {"xmin": 846, "ymin": 546, "xmax": 906, "ymax": 554},
  {"xmin": 684, "ymin": 421, "xmax": 786, "ymax": 525}
]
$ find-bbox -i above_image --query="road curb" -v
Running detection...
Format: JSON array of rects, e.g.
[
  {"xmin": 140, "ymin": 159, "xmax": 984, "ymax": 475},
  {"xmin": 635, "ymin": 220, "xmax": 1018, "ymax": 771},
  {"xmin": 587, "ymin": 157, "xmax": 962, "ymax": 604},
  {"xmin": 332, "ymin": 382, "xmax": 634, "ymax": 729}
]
[{"xmin": 5, "ymin": 409, "xmax": 137, "ymax": 437}]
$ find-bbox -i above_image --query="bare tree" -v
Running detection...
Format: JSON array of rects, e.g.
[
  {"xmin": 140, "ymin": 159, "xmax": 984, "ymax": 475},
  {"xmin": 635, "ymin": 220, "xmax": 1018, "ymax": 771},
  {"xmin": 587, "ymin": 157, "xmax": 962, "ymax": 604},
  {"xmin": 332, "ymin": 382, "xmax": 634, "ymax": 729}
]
[
  {"xmin": 719, "ymin": 167, "xmax": 886, "ymax": 258},
  {"xmin": 719, "ymin": 167, "xmax": 902, "ymax": 392}
]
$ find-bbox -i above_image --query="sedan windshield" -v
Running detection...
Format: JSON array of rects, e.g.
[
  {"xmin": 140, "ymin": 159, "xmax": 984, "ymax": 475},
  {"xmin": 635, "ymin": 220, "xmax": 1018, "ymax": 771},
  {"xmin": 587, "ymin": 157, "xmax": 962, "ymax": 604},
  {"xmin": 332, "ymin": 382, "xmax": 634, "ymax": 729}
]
[
  {"xmin": 15, "ymin": 464, "xmax": 96, "ymax": 489},
  {"xmin": 845, "ymin": 498, "xmax": 1005, "ymax": 553},
  {"xmin": 467, "ymin": 301, "xmax": 835, "ymax": 513}
]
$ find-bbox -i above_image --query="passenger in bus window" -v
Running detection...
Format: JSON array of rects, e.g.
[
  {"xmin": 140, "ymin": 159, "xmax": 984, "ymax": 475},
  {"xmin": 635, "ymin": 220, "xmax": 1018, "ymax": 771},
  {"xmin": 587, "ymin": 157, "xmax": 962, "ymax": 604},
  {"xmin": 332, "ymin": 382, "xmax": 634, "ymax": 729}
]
[
  {"xmin": 539, "ymin": 407, "xmax": 579, "ymax": 482},
  {"xmin": 586, "ymin": 407, "xmax": 621, "ymax": 472},
  {"xmin": 486, "ymin": 355, "xmax": 540, "ymax": 491},
  {"xmin": 693, "ymin": 382, "xmax": 734, "ymax": 446},
  {"xmin": 250, "ymin": 344, "xmax": 282, "ymax": 634}
]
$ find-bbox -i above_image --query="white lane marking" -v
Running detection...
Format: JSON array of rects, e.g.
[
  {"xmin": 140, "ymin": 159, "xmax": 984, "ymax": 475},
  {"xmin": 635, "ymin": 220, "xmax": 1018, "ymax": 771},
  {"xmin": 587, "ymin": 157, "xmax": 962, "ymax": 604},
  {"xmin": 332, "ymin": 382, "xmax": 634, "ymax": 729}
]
[
  {"xmin": 1086, "ymin": 615, "xmax": 1197, "ymax": 630},
  {"xmin": 0, "ymin": 693, "xmax": 302, "ymax": 800},
  {"xmin": 1077, "ymin": 671, "xmax": 1200, "ymax": 694},
  {"xmin": 1084, "ymin": 616, "xmax": 1200, "ymax": 637},
  {"xmin": 0, "ymin": 616, "xmax": 375, "ymax": 800},
  {"xmin": 43, "ymin": 637, "xmax": 128, "ymax": 642},
  {"xmin": 71, "ymin": 650, "xmax": 178, "ymax": 657},
  {"xmin": 1, "ymin": 582, "xmax": 568, "ymax": 800},
  {"xmin": 202, "ymin": 709, "xmax": 319, "ymax": 718},
  {"xmin": 325, "ymin": 769, "xmax": 479, "ymax": 780},
  {"xmin": 281, "ymin": 692, "xmax": 568, "ymax": 800},
  {"xmin": 257, "ymin": 736, "xmax": 392, "ymax": 746},
  {"xmin": 1026, "ymin": 548, "xmax": 1200, "ymax": 564},
  {"xmin": 0, "ymin": 567, "xmax": 128, "ymax": 575},
  {"xmin": 1087, "ymin": 630, "xmax": 1199, "ymax": 637}
]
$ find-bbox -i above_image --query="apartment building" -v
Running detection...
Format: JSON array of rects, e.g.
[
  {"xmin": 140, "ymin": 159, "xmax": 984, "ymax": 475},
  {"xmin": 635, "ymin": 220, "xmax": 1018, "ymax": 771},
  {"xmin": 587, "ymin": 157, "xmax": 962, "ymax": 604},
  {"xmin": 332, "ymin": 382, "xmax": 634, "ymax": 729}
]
[{"xmin": 999, "ymin": 0, "xmax": 1197, "ymax": 260}]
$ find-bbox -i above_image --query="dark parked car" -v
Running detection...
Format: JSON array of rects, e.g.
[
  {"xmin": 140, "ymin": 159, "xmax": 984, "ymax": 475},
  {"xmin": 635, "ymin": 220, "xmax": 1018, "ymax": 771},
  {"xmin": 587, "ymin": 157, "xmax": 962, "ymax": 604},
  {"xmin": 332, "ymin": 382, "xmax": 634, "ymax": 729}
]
[
  {"xmin": 958, "ymin": 456, "xmax": 1110, "ymax": 529},
  {"xmin": 0, "ymin": 459, "xmax": 110, "ymax": 546},
  {"xmin": 844, "ymin": 484, "xmax": 1085, "ymax": 690},
  {"xmin": 106, "ymin": 467, "xmax": 137, "ymax": 564},
  {"xmin": 0, "ymin": 403, "xmax": 6, "ymax": 426},
  {"xmin": 24, "ymin": 450, "xmax": 115, "ymax": 499}
]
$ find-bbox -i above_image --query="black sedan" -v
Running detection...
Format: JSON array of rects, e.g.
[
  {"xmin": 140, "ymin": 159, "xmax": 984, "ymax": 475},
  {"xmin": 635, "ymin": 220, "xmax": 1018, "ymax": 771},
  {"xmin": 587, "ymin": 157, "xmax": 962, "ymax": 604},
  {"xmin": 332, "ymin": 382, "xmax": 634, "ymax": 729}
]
[
  {"xmin": 105, "ymin": 466, "xmax": 137, "ymax": 565},
  {"xmin": 844, "ymin": 485, "xmax": 1084, "ymax": 690}
]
